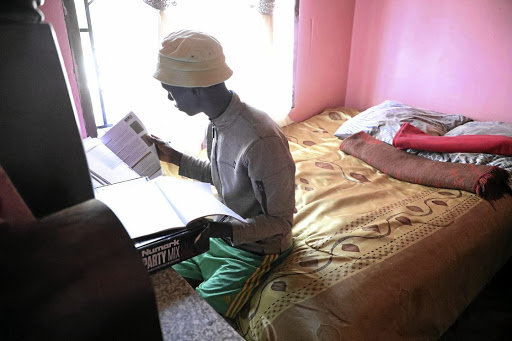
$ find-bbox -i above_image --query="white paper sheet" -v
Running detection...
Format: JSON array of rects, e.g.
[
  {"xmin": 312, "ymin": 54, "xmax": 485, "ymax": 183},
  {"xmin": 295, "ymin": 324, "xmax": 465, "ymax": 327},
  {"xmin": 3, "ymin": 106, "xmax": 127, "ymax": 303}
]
[
  {"xmin": 99, "ymin": 112, "xmax": 162, "ymax": 180},
  {"xmin": 94, "ymin": 178, "xmax": 185, "ymax": 239},
  {"xmin": 83, "ymin": 137, "xmax": 140, "ymax": 187},
  {"xmin": 154, "ymin": 177, "xmax": 247, "ymax": 224},
  {"xmin": 95, "ymin": 177, "xmax": 246, "ymax": 240}
]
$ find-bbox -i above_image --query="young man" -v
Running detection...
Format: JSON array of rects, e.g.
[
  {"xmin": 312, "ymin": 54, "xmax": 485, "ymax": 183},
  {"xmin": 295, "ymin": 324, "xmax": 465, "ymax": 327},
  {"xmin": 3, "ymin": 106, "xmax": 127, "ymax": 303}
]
[{"xmin": 149, "ymin": 30, "xmax": 295, "ymax": 318}]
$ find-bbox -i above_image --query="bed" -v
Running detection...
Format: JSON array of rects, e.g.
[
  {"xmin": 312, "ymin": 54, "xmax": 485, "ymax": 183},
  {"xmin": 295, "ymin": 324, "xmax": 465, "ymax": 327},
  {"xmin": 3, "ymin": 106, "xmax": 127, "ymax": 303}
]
[{"xmin": 232, "ymin": 102, "xmax": 512, "ymax": 340}]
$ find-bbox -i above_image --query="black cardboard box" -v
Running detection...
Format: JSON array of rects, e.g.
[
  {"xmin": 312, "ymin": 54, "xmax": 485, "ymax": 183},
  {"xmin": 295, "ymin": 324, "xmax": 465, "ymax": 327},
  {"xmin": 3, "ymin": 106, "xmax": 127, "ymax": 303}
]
[{"xmin": 135, "ymin": 219, "xmax": 210, "ymax": 273}]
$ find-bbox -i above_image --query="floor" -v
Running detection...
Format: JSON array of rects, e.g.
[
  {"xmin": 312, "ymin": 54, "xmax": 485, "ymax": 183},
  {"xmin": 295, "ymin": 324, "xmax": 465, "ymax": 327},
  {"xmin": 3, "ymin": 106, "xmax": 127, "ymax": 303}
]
[{"xmin": 440, "ymin": 258, "xmax": 512, "ymax": 340}]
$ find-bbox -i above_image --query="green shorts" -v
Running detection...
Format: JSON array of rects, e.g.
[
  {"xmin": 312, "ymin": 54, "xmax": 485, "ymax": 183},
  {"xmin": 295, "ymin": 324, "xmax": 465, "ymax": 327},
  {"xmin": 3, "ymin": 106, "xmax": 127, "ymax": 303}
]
[{"xmin": 173, "ymin": 238, "xmax": 291, "ymax": 318}]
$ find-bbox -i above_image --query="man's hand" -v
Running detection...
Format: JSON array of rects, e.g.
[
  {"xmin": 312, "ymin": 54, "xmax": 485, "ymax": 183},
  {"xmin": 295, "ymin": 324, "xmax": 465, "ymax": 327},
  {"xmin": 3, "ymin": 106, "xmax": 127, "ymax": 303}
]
[
  {"xmin": 207, "ymin": 221, "xmax": 233, "ymax": 239},
  {"xmin": 148, "ymin": 135, "xmax": 183, "ymax": 165}
]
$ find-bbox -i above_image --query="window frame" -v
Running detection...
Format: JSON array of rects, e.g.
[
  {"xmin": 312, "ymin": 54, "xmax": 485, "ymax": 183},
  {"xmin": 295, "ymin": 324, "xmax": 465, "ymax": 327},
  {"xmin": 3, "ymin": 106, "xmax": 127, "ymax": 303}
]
[
  {"xmin": 62, "ymin": 0, "xmax": 300, "ymax": 137},
  {"xmin": 62, "ymin": 0, "xmax": 97, "ymax": 137}
]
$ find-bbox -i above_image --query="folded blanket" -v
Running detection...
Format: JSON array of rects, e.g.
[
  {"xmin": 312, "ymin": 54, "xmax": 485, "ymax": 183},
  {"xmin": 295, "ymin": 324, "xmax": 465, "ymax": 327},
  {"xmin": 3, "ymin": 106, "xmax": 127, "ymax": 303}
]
[
  {"xmin": 341, "ymin": 132, "xmax": 511, "ymax": 201},
  {"xmin": 393, "ymin": 123, "xmax": 512, "ymax": 156}
]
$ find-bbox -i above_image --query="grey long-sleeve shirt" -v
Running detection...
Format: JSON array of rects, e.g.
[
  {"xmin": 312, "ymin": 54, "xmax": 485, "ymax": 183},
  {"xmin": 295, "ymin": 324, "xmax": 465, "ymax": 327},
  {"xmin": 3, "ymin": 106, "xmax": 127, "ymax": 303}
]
[{"xmin": 179, "ymin": 92, "xmax": 295, "ymax": 254}]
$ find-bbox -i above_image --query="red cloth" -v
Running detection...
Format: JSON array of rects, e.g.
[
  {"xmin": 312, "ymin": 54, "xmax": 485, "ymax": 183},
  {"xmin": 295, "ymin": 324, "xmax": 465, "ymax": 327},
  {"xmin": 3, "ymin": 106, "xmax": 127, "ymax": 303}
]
[
  {"xmin": 342, "ymin": 131, "xmax": 511, "ymax": 202},
  {"xmin": 392, "ymin": 123, "xmax": 512, "ymax": 156}
]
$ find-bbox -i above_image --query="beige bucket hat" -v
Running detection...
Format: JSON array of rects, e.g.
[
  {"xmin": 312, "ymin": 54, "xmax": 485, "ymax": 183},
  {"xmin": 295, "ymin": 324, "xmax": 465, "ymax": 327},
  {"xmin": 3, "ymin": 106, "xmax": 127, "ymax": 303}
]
[{"xmin": 153, "ymin": 30, "xmax": 233, "ymax": 87}]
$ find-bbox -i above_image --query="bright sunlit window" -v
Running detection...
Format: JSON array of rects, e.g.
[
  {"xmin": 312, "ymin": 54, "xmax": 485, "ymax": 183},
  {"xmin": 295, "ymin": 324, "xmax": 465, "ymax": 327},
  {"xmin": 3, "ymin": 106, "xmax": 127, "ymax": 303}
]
[{"xmin": 73, "ymin": 0, "xmax": 294, "ymax": 156}]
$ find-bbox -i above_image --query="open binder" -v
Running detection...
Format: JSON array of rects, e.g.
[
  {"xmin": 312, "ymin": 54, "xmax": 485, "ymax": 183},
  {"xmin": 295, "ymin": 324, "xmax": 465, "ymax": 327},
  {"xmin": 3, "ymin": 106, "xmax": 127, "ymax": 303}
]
[{"xmin": 94, "ymin": 176, "xmax": 247, "ymax": 272}]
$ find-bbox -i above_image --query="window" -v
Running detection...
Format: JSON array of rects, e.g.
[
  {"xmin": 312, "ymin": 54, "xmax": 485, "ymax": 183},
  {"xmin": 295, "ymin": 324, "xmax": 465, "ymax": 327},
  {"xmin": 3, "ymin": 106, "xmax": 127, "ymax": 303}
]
[{"xmin": 67, "ymin": 0, "xmax": 295, "ymax": 155}]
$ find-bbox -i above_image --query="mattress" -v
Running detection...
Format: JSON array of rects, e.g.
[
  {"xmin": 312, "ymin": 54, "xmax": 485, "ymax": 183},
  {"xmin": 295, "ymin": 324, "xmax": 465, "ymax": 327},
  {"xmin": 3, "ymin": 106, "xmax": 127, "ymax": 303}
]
[{"xmin": 234, "ymin": 108, "xmax": 512, "ymax": 340}]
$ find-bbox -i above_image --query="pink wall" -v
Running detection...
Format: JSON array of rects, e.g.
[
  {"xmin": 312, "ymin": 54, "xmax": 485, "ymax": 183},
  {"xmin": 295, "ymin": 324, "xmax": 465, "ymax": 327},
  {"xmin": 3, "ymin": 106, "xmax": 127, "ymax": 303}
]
[
  {"xmin": 346, "ymin": 0, "xmax": 512, "ymax": 123},
  {"xmin": 288, "ymin": 0, "xmax": 355, "ymax": 122},
  {"xmin": 40, "ymin": 1, "xmax": 87, "ymax": 137},
  {"xmin": 39, "ymin": 0, "xmax": 512, "ymax": 126}
]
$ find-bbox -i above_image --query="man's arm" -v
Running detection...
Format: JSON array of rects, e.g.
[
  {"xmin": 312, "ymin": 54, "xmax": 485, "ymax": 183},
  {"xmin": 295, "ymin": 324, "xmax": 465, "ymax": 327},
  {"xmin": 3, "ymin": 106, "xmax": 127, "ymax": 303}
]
[
  {"xmin": 231, "ymin": 136, "xmax": 296, "ymax": 246},
  {"xmin": 149, "ymin": 135, "xmax": 213, "ymax": 184},
  {"xmin": 178, "ymin": 154, "xmax": 213, "ymax": 184}
]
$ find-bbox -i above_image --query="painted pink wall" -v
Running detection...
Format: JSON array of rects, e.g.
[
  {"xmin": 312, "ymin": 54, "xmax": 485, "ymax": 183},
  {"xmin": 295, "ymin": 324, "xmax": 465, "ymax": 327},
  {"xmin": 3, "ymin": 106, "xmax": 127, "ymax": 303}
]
[
  {"xmin": 346, "ymin": 0, "xmax": 512, "ymax": 123},
  {"xmin": 288, "ymin": 0, "xmax": 355, "ymax": 122},
  {"xmin": 38, "ymin": 0, "xmax": 512, "ymax": 126},
  {"xmin": 40, "ymin": 1, "xmax": 87, "ymax": 137}
]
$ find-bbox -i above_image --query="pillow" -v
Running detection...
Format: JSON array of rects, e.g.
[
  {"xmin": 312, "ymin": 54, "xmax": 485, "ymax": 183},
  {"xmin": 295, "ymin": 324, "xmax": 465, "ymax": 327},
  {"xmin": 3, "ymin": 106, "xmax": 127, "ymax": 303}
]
[
  {"xmin": 334, "ymin": 100, "xmax": 472, "ymax": 144},
  {"xmin": 445, "ymin": 120, "xmax": 512, "ymax": 137},
  {"xmin": 407, "ymin": 120, "xmax": 512, "ymax": 188},
  {"xmin": 405, "ymin": 120, "xmax": 512, "ymax": 190}
]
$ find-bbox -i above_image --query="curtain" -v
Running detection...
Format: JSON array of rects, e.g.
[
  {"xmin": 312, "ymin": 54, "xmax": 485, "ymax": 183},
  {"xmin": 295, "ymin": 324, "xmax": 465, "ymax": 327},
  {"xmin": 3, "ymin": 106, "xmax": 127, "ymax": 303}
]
[
  {"xmin": 143, "ymin": 0, "xmax": 172, "ymax": 11},
  {"xmin": 153, "ymin": 0, "xmax": 293, "ymax": 126},
  {"xmin": 87, "ymin": 0, "xmax": 293, "ymax": 156}
]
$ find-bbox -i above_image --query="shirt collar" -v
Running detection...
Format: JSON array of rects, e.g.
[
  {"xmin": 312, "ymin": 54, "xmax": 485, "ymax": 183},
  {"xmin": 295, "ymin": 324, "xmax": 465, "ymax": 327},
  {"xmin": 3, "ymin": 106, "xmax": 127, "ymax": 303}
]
[{"xmin": 211, "ymin": 91, "xmax": 243, "ymax": 129}]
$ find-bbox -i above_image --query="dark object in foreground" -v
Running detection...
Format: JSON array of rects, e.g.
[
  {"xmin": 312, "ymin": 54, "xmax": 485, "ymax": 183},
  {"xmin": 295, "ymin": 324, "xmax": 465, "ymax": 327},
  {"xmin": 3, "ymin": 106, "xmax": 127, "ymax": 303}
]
[{"xmin": 0, "ymin": 199, "xmax": 163, "ymax": 341}]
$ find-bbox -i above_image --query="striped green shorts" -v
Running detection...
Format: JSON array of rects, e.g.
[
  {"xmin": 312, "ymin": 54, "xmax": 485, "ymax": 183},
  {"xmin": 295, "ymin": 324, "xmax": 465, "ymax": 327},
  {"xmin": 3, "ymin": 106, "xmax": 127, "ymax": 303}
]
[{"xmin": 173, "ymin": 238, "xmax": 291, "ymax": 318}]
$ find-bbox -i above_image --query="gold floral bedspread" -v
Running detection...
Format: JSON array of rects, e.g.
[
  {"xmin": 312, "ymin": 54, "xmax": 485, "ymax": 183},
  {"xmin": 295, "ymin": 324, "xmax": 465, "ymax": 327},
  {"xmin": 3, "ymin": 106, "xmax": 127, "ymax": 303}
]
[{"xmin": 234, "ymin": 109, "xmax": 512, "ymax": 340}]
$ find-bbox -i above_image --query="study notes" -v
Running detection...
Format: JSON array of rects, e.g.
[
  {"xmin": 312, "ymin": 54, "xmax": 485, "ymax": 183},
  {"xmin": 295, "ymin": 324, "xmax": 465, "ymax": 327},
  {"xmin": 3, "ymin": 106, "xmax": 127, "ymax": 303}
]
[
  {"xmin": 83, "ymin": 112, "xmax": 162, "ymax": 188},
  {"xmin": 94, "ymin": 176, "xmax": 247, "ymax": 241}
]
